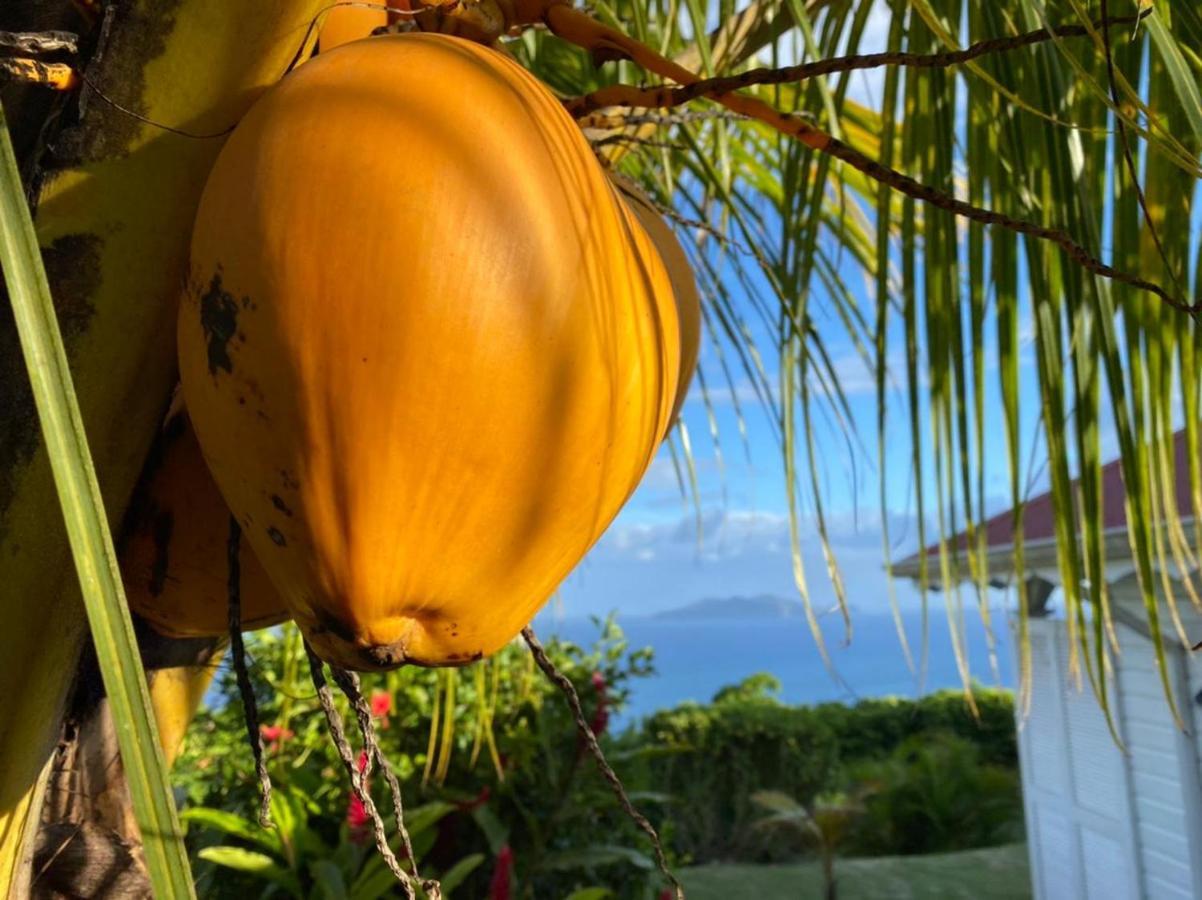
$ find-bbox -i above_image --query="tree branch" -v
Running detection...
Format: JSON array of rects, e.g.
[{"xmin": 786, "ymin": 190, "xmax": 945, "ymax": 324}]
[{"xmin": 566, "ymin": 11, "xmax": 1149, "ymax": 117}]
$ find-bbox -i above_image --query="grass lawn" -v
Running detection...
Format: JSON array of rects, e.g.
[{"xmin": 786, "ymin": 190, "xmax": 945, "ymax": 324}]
[{"xmin": 678, "ymin": 843, "xmax": 1031, "ymax": 899}]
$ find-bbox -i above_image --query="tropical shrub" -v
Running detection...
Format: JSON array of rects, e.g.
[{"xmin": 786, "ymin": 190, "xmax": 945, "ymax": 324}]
[
  {"xmin": 184, "ymin": 786, "xmax": 483, "ymax": 899},
  {"xmin": 633, "ymin": 675, "xmax": 1018, "ymax": 863},
  {"xmin": 846, "ymin": 732, "xmax": 1023, "ymax": 856},
  {"xmin": 177, "ymin": 618, "xmax": 677, "ymax": 898},
  {"xmin": 815, "ymin": 689, "xmax": 1017, "ymax": 767},
  {"xmin": 634, "ymin": 676, "xmax": 840, "ymax": 862}
]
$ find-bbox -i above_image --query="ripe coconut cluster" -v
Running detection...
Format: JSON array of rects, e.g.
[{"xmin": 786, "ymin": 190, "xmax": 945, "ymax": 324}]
[{"xmin": 138, "ymin": 32, "xmax": 699, "ymax": 672}]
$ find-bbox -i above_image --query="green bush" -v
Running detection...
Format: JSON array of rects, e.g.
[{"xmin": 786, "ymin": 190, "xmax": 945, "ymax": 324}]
[
  {"xmin": 634, "ymin": 678, "xmax": 840, "ymax": 863},
  {"xmin": 846, "ymin": 732, "xmax": 1023, "ymax": 856},
  {"xmin": 632, "ymin": 676, "xmax": 1018, "ymax": 864},
  {"xmin": 177, "ymin": 618, "xmax": 677, "ymax": 899},
  {"xmin": 814, "ymin": 687, "xmax": 1017, "ymax": 767}
]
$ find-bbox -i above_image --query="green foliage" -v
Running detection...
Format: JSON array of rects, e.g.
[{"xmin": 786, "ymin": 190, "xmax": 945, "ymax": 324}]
[
  {"xmin": 184, "ymin": 783, "xmax": 480, "ymax": 899},
  {"xmin": 178, "ymin": 618, "xmax": 676, "ymax": 899},
  {"xmin": 814, "ymin": 687, "xmax": 1017, "ymax": 767},
  {"xmin": 634, "ymin": 677, "xmax": 841, "ymax": 862},
  {"xmin": 847, "ymin": 733, "xmax": 1023, "ymax": 857},
  {"xmin": 631, "ymin": 676, "xmax": 1017, "ymax": 863},
  {"xmin": 180, "ymin": 635, "xmax": 1021, "ymax": 889}
]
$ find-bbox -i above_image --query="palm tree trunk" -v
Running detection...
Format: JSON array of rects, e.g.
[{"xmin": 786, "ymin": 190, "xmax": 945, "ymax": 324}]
[{"xmin": 0, "ymin": 2, "xmax": 325, "ymax": 895}]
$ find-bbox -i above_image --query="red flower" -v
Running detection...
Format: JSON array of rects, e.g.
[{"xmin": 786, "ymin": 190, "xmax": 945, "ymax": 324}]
[
  {"xmin": 488, "ymin": 845, "xmax": 514, "ymax": 900},
  {"xmin": 346, "ymin": 751, "xmax": 372, "ymax": 844},
  {"xmin": 259, "ymin": 724, "xmax": 294, "ymax": 747},
  {"xmin": 658, "ymin": 890, "xmax": 674, "ymax": 900},
  {"xmin": 370, "ymin": 690, "xmax": 392, "ymax": 719},
  {"xmin": 455, "ymin": 785, "xmax": 491, "ymax": 813},
  {"xmin": 589, "ymin": 672, "xmax": 609, "ymax": 737}
]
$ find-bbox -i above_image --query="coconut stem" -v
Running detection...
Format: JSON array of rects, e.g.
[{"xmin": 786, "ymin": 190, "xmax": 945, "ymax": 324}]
[
  {"xmin": 521, "ymin": 626, "xmax": 684, "ymax": 900},
  {"xmin": 228, "ymin": 516, "xmax": 274, "ymax": 828}
]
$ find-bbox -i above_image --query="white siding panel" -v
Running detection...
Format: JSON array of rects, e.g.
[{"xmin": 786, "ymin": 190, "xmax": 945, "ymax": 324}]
[
  {"xmin": 1137, "ymin": 795, "xmax": 1190, "ymax": 829},
  {"xmin": 1080, "ymin": 826, "xmax": 1129, "ymax": 899},
  {"xmin": 1028, "ymin": 630, "xmax": 1067, "ymax": 795},
  {"xmin": 1135, "ymin": 822, "xmax": 1189, "ymax": 861},
  {"xmin": 1146, "ymin": 873, "xmax": 1194, "ymax": 900},
  {"xmin": 1035, "ymin": 806, "xmax": 1077, "ymax": 899},
  {"xmin": 1126, "ymin": 720, "xmax": 1183, "ymax": 751},
  {"xmin": 1142, "ymin": 846, "xmax": 1193, "ymax": 886},
  {"xmin": 1065, "ymin": 682, "xmax": 1126, "ymax": 817},
  {"xmin": 1112, "ymin": 605, "xmax": 1202, "ymax": 900},
  {"xmin": 1132, "ymin": 771, "xmax": 1188, "ymax": 807}
]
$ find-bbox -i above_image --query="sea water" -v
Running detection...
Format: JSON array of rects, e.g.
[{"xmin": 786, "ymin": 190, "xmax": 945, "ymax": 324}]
[{"xmin": 539, "ymin": 609, "xmax": 1016, "ymax": 729}]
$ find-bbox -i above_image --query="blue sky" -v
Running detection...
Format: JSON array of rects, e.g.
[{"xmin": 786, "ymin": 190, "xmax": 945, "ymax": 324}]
[
  {"xmin": 553, "ymin": 201, "xmax": 1049, "ymax": 624},
  {"xmin": 552, "ymin": 322, "xmax": 1038, "ymax": 622}
]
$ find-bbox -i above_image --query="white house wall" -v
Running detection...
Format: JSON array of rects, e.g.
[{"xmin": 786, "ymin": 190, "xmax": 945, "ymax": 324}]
[
  {"xmin": 1019, "ymin": 618, "xmax": 1140, "ymax": 899},
  {"xmin": 1113, "ymin": 616, "xmax": 1196, "ymax": 899}
]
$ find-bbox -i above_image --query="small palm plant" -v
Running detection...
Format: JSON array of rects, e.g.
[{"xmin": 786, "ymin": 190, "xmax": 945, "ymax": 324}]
[{"xmin": 749, "ymin": 789, "xmax": 865, "ymax": 900}]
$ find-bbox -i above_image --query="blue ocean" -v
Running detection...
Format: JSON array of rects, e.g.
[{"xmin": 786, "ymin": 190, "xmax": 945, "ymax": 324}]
[{"xmin": 539, "ymin": 608, "xmax": 1016, "ymax": 729}]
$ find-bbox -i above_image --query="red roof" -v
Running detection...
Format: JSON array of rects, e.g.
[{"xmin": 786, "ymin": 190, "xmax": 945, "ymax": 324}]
[{"xmin": 898, "ymin": 429, "xmax": 1198, "ymax": 566}]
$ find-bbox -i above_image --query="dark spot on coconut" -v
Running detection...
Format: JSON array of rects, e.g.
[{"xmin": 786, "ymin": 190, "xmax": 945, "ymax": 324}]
[
  {"xmin": 237, "ymin": 331, "xmax": 247, "ymax": 344},
  {"xmin": 241, "ymin": 297, "xmax": 251, "ymax": 309},
  {"xmin": 256, "ymin": 409, "xmax": 270, "ymax": 423},
  {"xmin": 198, "ymin": 272, "xmax": 240, "ymax": 377},
  {"xmin": 148, "ymin": 509, "xmax": 173, "ymax": 597},
  {"xmin": 267, "ymin": 526, "xmax": 286, "ymax": 547},
  {"xmin": 0, "ymin": 233, "xmax": 100, "ymax": 538},
  {"xmin": 270, "ymin": 494, "xmax": 293, "ymax": 517},
  {"xmin": 237, "ymin": 396, "xmax": 246, "ymax": 406},
  {"xmin": 281, "ymin": 470, "xmax": 300, "ymax": 490}
]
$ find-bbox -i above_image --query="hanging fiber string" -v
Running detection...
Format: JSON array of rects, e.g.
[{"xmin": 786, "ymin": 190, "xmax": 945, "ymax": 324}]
[
  {"xmin": 521, "ymin": 626, "xmax": 684, "ymax": 900},
  {"xmin": 305, "ymin": 643, "xmax": 430, "ymax": 900},
  {"xmin": 330, "ymin": 665, "xmax": 429, "ymax": 885},
  {"xmin": 227, "ymin": 516, "xmax": 274, "ymax": 828}
]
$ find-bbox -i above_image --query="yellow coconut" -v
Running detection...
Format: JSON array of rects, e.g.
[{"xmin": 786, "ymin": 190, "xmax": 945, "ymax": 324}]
[{"xmin": 178, "ymin": 34, "xmax": 680, "ymax": 670}]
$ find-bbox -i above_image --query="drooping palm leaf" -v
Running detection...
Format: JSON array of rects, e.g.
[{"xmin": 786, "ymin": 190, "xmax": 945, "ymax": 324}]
[
  {"xmin": 520, "ymin": 0, "xmax": 1202, "ymax": 715},
  {"xmin": 0, "ymin": 102, "xmax": 195, "ymax": 898}
]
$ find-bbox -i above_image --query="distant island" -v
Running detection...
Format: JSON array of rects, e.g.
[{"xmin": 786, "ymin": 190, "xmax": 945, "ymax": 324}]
[{"xmin": 651, "ymin": 594, "xmax": 807, "ymax": 621}]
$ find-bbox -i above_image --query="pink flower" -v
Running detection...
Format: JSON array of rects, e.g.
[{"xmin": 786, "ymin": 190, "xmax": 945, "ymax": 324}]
[
  {"xmin": 488, "ymin": 845, "xmax": 514, "ymax": 900},
  {"xmin": 259, "ymin": 724, "xmax": 294, "ymax": 748}
]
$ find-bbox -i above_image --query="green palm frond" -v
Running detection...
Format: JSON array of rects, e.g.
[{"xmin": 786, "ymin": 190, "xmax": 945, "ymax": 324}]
[{"xmin": 521, "ymin": 0, "xmax": 1202, "ymax": 716}]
